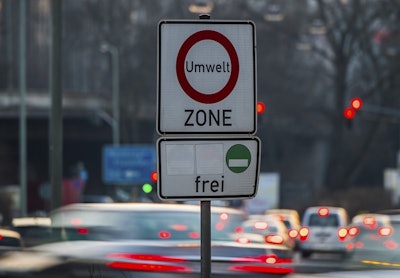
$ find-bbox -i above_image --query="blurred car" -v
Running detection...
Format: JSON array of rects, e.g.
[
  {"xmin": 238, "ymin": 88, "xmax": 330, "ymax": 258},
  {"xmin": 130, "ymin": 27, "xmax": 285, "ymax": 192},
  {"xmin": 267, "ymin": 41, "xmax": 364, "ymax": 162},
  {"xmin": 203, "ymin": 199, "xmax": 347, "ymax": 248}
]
[
  {"xmin": 264, "ymin": 209, "xmax": 301, "ymax": 249},
  {"xmin": 235, "ymin": 215, "xmax": 296, "ymax": 252},
  {"xmin": 48, "ymin": 203, "xmax": 245, "ymax": 242},
  {"xmin": 0, "ymin": 228, "xmax": 23, "ymax": 254},
  {"xmin": 298, "ymin": 206, "xmax": 350, "ymax": 258},
  {"xmin": 345, "ymin": 213, "xmax": 393, "ymax": 255},
  {"xmin": 0, "ymin": 203, "xmax": 294, "ymax": 277},
  {"xmin": 342, "ymin": 210, "xmax": 400, "ymax": 266},
  {"xmin": 11, "ymin": 217, "xmax": 52, "ymax": 247}
]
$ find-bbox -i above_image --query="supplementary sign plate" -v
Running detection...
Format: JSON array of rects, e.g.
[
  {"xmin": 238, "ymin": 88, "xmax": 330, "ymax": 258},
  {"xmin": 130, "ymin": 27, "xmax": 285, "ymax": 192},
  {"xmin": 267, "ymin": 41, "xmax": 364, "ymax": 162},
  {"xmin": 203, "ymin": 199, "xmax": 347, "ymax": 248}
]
[{"xmin": 157, "ymin": 137, "xmax": 260, "ymax": 200}]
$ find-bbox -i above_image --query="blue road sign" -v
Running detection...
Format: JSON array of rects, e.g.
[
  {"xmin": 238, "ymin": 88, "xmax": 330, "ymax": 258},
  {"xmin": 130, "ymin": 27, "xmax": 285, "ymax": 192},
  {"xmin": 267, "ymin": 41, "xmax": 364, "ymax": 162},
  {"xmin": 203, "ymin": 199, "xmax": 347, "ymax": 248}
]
[{"xmin": 103, "ymin": 145, "xmax": 156, "ymax": 184}]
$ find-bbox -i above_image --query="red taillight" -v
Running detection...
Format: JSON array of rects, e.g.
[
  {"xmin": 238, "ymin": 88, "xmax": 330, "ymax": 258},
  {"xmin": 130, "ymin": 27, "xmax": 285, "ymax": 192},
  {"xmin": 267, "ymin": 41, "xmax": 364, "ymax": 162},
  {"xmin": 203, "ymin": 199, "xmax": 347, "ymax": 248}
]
[
  {"xmin": 254, "ymin": 221, "xmax": 268, "ymax": 230},
  {"xmin": 76, "ymin": 227, "xmax": 89, "ymax": 235},
  {"xmin": 288, "ymin": 229, "xmax": 298, "ymax": 239},
  {"xmin": 338, "ymin": 228, "xmax": 348, "ymax": 241},
  {"xmin": 188, "ymin": 231, "xmax": 200, "ymax": 239},
  {"xmin": 378, "ymin": 227, "xmax": 393, "ymax": 237},
  {"xmin": 0, "ymin": 235, "xmax": 2, "ymax": 240},
  {"xmin": 348, "ymin": 226, "xmax": 359, "ymax": 237},
  {"xmin": 355, "ymin": 241, "xmax": 364, "ymax": 249},
  {"xmin": 265, "ymin": 234, "xmax": 284, "ymax": 245},
  {"xmin": 158, "ymin": 231, "xmax": 171, "ymax": 239},
  {"xmin": 299, "ymin": 227, "xmax": 309, "ymax": 241},
  {"xmin": 171, "ymin": 224, "xmax": 187, "ymax": 231},
  {"xmin": 383, "ymin": 240, "xmax": 398, "ymax": 250},
  {"xmin": 318, "ymin": 207, "xmax": 329, "ymax": 217},
  {"xmin": 235, "ymin": 226, "xmax": 244, "ymax": 233},
  {"xmin": 219, "ymin": 212, "xmax": 229, "ymax": 221},
  {"xmin": 106, "ymin": 253, "xmax": 193, "ymax": 273},
  {"xmin": 228, "ymin": 265, "xmax": 294, "ymax": 274},
  {"xmin": 107, "ymin": 261, "xmax": 193, "ymax": 273},
  {"xmin": 345, "ymin": 242, "xmax": 355, "ymax": 251},
  {"xmin": 232, "ymin": 255, "xmax": 292, "ymax": 264},
  {"xmin": 363, "ymin": 216, "xmax": 377, "ymax": 229},
  {"xmin": 236, "ymin": 237, "xmax": 251, "ymax": 244},
  {"xmin": 215, "ymin": 222, "xmax": 225, "ymax": 231}
]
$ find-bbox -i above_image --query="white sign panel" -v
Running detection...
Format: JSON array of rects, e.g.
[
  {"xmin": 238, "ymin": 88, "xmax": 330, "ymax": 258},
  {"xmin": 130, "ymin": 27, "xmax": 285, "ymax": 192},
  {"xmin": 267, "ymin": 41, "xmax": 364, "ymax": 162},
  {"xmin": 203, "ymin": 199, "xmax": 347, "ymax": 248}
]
[
  {"xmin": 157, "ymin": 20, "xmax": 256, "ymax": 134},
  {"xmin": 157, "ymin": 137, "xmax": 260, "ymax": 200}
]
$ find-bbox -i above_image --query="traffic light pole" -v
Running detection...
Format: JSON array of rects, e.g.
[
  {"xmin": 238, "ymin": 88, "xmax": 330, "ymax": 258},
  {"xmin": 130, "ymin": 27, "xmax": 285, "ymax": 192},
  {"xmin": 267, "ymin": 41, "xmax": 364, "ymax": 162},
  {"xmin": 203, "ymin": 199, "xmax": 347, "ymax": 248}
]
[
  {"xmin": 19, "ymin": 0, "xmax": 27, "ymax": 217},
  {"xmin": 50, "ymin": 0, "xmax": 63, "ymax": 211}
]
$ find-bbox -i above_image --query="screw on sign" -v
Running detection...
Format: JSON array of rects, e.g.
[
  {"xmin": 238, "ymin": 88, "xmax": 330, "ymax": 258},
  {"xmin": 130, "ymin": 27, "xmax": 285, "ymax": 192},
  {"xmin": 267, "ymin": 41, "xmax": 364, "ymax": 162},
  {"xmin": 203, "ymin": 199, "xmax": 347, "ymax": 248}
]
[{"xmin": 176, "ymin": 30, "xmax": 239, "ymax": 104}]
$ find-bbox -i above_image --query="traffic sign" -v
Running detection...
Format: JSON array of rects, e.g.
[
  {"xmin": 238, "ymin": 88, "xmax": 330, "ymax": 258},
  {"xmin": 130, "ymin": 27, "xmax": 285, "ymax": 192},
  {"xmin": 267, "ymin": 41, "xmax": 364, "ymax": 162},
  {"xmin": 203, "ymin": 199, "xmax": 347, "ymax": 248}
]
[
  {"xmin": 103, "ymin": 145, "xmax": 156, "ymax": 184},
  {"xmin": 157, "ymin": 137, "xmax": 260, "ymax": 200},
  {"xmin": 157, "ymin": 20, "xmax": 256, "ymax": 134}
]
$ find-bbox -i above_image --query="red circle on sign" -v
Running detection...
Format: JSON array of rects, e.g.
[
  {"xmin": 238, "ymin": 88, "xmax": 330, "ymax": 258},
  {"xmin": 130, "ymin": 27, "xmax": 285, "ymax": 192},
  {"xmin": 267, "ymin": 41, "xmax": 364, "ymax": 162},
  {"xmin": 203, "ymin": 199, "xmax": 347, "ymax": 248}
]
[{"xmin": 176, "ymin": 30, "xmax": 239, "ymax": 104}]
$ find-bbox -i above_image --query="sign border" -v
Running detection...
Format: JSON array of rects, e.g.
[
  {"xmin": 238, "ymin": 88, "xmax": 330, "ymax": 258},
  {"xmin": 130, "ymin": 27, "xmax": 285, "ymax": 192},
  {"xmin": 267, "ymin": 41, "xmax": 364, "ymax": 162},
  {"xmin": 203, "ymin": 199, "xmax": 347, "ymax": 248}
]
[
  {"xmin": 157, "ymin": 20, "xmax": 257, "ymax": 135},
  {"xmin": 157, "ymin": 136, "xmax": 261, "ymax": 200}
]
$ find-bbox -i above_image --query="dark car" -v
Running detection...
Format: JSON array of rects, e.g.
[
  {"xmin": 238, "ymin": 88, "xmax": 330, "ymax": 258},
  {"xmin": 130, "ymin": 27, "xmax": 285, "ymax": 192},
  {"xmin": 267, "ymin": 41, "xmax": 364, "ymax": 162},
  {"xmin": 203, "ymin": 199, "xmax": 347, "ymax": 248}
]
[
  {"xmin": 11, "ymin": 217, "xmax": 52, "ymax": 247},
  {"xmin": 0, "ymin": 228, "xmax": 23, "ymax": 255}
]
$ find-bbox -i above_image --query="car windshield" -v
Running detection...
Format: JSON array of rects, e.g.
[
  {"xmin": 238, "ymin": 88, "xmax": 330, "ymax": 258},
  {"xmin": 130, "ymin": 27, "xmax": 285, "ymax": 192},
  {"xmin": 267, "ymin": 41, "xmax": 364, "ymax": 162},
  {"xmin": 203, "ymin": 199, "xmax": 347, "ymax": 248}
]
[{"xmin": 308, "ymin": 214, "xmax": 339, "ymax": 227}]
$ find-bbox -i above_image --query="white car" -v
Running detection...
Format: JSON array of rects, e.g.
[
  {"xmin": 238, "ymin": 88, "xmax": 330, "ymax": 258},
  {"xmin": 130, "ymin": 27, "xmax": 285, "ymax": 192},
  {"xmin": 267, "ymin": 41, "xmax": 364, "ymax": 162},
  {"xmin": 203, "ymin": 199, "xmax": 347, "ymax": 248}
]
[{"xmin": 298, "ymin": 206, "xmax": 349, "ymax": 258}]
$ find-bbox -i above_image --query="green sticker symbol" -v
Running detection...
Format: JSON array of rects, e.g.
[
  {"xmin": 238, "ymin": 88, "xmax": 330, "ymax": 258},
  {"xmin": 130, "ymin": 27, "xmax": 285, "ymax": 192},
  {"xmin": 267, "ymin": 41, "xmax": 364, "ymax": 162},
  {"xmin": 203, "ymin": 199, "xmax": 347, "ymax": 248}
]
[{"xmin": 226, "ymin": 144, "xmax": 251, "ymax": 173}]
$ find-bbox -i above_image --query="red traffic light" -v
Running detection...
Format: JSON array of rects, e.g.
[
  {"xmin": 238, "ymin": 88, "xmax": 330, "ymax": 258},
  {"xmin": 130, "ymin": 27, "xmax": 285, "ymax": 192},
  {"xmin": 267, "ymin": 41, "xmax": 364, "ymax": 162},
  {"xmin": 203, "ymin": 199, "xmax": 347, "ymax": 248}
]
[
  {"xmin": 344, "ymin": 107, "xmax": 355, "ymax": 120},
  {"xmin": 257, "ymin": 101, "xmax": 266, "ymax": 114},
  {"xmin": 350, "ymin": 97, "xmax": 362, "ymax": 110},
  {"xmin": 150, "ymin": 171, "xmax": 158, "ymax": 182}
]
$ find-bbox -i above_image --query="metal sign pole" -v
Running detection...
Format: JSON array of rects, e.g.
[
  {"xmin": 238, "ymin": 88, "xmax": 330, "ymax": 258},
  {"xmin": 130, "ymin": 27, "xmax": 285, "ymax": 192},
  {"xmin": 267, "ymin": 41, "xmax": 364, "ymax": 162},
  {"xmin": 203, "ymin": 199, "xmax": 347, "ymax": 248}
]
[{"xmin": 201, "ymin": 200, "xmax": 211, "ymax": 278}]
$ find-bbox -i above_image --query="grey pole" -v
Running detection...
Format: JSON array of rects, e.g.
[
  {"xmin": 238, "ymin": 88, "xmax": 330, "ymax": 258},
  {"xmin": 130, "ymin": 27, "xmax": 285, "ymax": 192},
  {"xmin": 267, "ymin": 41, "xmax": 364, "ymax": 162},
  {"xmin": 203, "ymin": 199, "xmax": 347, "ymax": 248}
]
[
  {"xmin": 201, "ymin": 200, "xmax": 211, "ymax": 278},
  {"xmin": 50, "ymin": 0, "xmax": 63, "ymax": 210},
  {"xmin": 111, "ymin": 47, "xmax": 120, "ymax": 146},
  {"xmin": 6, "ymin": 0, "xmax": 14, "ymax": 94},
  {"xmin": 18, "ymin": 0, "xmax": 27, "ymax": 217},
  {"xmin": 100, "ymin": 43, "xmax": 120, "ymax": 146}
]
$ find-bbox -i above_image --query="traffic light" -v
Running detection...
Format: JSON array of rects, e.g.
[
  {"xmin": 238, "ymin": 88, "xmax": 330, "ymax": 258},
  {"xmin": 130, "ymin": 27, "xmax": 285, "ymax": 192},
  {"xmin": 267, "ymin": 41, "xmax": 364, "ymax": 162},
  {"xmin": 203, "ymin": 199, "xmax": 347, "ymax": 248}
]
[
  {"xmin": 257, "ymin": 101, "xmax": 266, "ymax": 114},
  {"xmin": 343, "ymin": 107, "xmax": 355, "ymax": 120},
  {"xmin": 142, "ymin": 183, "xmax": 153, "ymax": 194},
  {"xmin": 141, "ymin": 171, "xmax": 157, "ymax": 195},
  {"xmin": 350, "ymin": 97, "xmax": 362, "ymax": 111},
  {"xmin": 344, "ymin": 97, "xmax": 362, "ymax": 128},
  {"xmin": 150, "ymin": 171, "xmax": 158, "ymax": 182},
  {"xmin": 344, "ymin": 97, "xmax": 362, "ymax": 120}
]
